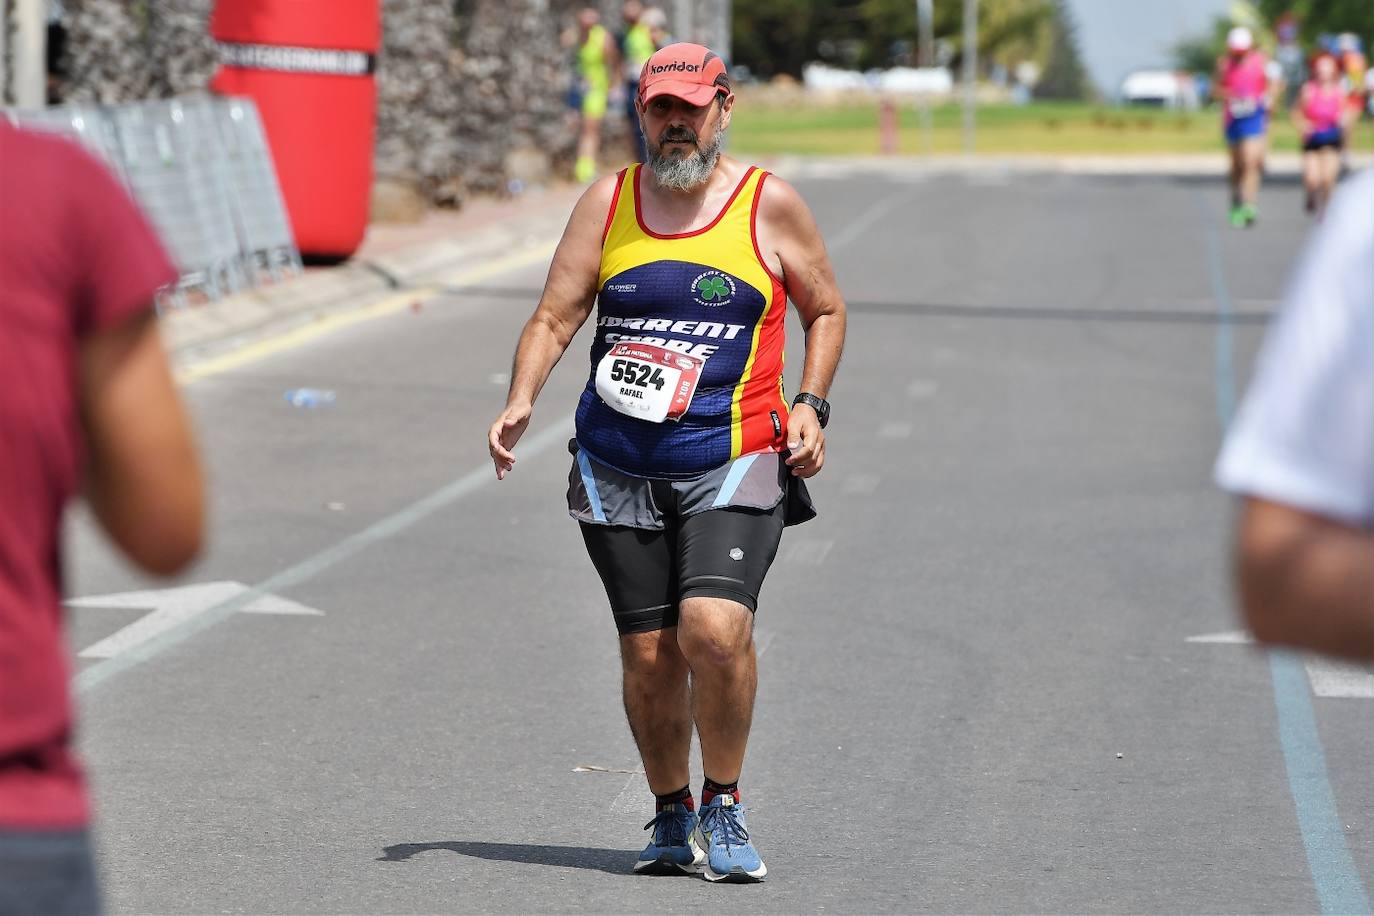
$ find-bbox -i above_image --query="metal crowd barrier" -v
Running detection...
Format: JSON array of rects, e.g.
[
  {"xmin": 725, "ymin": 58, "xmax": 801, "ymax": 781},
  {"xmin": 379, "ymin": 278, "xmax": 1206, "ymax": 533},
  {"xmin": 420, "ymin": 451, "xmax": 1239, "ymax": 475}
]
[{"xmin": 5, "ymin": 95, "xmax": 302, "ymax": 307}]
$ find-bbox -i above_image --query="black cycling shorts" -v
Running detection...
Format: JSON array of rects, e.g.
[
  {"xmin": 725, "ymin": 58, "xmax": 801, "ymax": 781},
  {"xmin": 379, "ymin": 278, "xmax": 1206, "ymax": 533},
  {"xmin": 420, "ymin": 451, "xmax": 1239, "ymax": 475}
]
[
  {"xmin": 580, "ymin": 501, "xmax": 786, "ymax": 634},
  {"xmin": 568, "ymin": 441, "xmax": 813, "ymax": 634}
]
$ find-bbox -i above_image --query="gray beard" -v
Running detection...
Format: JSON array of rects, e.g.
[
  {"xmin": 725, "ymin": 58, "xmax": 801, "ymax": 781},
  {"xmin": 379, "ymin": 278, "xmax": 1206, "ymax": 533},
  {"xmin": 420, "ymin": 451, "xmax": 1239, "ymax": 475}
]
[{"xmin": 646, "ymin": 130, "xmax": 725, "ymax": 192}]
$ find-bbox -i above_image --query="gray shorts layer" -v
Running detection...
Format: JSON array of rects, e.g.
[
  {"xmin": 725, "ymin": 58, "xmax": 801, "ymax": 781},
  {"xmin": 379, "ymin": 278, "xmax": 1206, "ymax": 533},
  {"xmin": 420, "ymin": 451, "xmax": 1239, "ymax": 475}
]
[{"xmin": 567, "ymin": 440, "xmax": 816, "ymax": 529}]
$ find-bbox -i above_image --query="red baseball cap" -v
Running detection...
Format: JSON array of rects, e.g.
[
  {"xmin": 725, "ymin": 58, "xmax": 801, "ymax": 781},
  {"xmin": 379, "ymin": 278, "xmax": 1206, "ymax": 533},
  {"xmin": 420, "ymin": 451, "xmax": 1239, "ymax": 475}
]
[{"xmin": 639, "ymin": 43, "xmax": 731, "ymax": 106}]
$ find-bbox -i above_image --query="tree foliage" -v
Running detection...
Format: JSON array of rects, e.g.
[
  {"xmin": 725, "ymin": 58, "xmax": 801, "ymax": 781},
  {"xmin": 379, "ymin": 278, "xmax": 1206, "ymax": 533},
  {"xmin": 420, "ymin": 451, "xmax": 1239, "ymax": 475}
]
[
  {"xmin": 1034, "ymin": 0, "xmax": 1089, "ymax": 100},
  {"xmin": 1255, "ymin": 0, "xmax": 1374, "ymax": 44},
  {"xmin": 1174, "ymin": 1, "xmax": 1373, "ymax": 76},
  {"xmin": 732, "ymin": 0, "xmax": 1066, "ymax": 82}
]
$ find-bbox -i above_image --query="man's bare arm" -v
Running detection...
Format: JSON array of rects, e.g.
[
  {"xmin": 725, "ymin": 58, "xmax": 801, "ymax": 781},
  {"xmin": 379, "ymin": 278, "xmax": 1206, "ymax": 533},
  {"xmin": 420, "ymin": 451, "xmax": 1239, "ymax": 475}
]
[
  {"xmin": 1236, "ymin": 497, "xmax": 1374, "ymax": 660},
  {"xmin": 759, "ymin": 176, "xmax": 847, "ymax": 478},
  {"xmin": 488, "ymin": 176, "xmax": 615, "ymax": 478},
  {"xmin": 81, "ymin": 310, "xmax": 204, "ymax": 575}
]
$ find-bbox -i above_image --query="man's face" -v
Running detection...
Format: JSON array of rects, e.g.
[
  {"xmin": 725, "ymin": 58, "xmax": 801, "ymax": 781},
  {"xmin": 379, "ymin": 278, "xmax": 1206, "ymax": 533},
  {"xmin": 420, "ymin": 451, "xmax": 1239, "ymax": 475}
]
[
  {"xmin": 637, "ymin": 92, "xmax": 734, "ymax": 191},
  {"xmin": 638, "ymin": 93, "xmax": 733, "ymax": 162}
]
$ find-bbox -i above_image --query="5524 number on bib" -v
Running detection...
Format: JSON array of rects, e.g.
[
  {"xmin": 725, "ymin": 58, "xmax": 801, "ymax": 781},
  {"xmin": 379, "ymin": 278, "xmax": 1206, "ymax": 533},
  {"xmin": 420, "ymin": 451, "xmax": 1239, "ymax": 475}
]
[{"xmin": 595, "ymin": 343, "xmax": 705, "ymax": 423}]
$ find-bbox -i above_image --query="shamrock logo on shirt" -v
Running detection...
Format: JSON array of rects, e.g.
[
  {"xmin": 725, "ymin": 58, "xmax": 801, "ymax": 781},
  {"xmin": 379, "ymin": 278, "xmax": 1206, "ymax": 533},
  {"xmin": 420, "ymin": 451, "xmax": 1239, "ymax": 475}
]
[
  {"xmin": 691, "ymin": 269, "xmax": 737, "ymax": 307},
  {"xmin": 697, "ymin": 276, "xmax": 730, "ymax": 301}
]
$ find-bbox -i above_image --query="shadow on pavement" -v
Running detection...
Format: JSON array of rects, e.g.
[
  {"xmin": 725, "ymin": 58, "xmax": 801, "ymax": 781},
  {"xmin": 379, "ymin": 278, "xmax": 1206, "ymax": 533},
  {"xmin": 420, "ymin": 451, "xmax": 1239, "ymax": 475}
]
[
  {"xmin": 378, "ymin": 841, "xmax": 636, "ymax": 875},
  {"xmin": 1170, "ymin": 172, "xmax": 1306, "ymax": 189}
]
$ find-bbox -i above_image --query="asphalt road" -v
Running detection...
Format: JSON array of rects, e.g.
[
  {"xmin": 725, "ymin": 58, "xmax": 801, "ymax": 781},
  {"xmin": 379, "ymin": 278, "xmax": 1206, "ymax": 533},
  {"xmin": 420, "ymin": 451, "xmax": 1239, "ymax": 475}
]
[{"xmin": 63, "ymin": 164, "xmax": 1370, "ymax": 914}]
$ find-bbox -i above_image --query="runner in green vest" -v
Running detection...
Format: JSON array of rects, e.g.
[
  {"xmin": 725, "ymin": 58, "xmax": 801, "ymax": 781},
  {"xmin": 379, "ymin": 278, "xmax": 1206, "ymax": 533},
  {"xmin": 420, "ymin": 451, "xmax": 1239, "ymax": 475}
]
[
  {"xmin": 619, "ymin": 1, "xmax": 659, "ymax": 162},
  {"xmin": 575, "ymin": 8, "xmax": 619, "ymax": 183}
]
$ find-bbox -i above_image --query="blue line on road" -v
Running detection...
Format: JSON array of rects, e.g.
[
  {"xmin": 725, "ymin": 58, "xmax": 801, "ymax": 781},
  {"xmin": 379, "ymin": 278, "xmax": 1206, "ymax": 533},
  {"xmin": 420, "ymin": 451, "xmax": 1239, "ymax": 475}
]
[
  {"xmin": 1271, "ymin": 652, "xmax": 1373, "ymax": 915},
  {"xmin": 1199, "ymin": 193, "xmax": 1371, "ymax": 916},
  {"xmin": 1198, "ymin": 197, "xmax": 1236, "ymax": 429},
  {"xmin": 76, "ymin": 418, "xmax": 576, "ymax": 694}
]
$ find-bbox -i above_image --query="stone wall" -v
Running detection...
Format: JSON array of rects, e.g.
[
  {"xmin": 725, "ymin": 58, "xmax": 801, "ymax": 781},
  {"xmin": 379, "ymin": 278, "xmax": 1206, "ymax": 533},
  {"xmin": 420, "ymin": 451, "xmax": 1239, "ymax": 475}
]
[
  {"xmin": 62, "ymin": 0, "xmax": 151, "ymax": 102},
  {"xmin": 53, "ymin": 0, "xmax": 634, "ymax": 205}
]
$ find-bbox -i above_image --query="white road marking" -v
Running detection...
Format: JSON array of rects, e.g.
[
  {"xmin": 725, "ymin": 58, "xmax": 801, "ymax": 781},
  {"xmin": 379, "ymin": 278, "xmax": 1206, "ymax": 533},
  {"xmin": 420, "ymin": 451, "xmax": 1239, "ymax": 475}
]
[
  {"xmin": 755, "ymin": 625, "xmax": 776, "ymax": 659},
  {"xmin": 878, "ymin": 422, "xmax": 913, "ymax": 439},
  {"xmin": 75, "ymin": 416, "xmax": 576, "ymax": 693},
  {"xmin": 779, "ymin": 539, "xmax": 835, "ymax": 565},
  {"xmin": 1306, "ymin": 660, "xmax": 1374, "ymax": 699},
  {"xmin": 611, "ymin": 771, "xmax": 649, "ymax": 814},
  {"xmin": 1186, "ymin": 630, "xmax": 1254, "ymax": 644},
  {"xmin": 70, "ymin": 582, "xmax": 323, "ymax": 660},
  {"xmin": 906, "ymin": 379, "xmax": 940, "ymax": 400},
  {"xmin": 1187, "ymin": 630, "xmax": 1374, "ymax": 698},
  {"xmin": 827, "ymin": 188, "xmax": 919, "ymax": 253},
  {"xmin": 842, "ymin": 473, "xmax": 881, "ymax": 495}
]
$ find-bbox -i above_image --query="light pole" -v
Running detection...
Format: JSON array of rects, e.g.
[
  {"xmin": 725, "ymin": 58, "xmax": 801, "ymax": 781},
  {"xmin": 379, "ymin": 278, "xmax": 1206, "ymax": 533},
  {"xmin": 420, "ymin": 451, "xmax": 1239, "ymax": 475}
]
[
  {"xmin": 961, "ymin": 0, "xmax": 977, "ymax": 154},
  {"xmin": 916, "ymin": 0, "xmax": 934, "ymax": 68},
  {"xmin": 917, "ymin": 0, "xmax": 934, "ymax": 155},
  {"xmin": 12, "ymin": 0, "xmax": 47, "ymax": 108},
  {"xmin": 715, "ymin": 0, "xmax": 731, "ymax": 65}
]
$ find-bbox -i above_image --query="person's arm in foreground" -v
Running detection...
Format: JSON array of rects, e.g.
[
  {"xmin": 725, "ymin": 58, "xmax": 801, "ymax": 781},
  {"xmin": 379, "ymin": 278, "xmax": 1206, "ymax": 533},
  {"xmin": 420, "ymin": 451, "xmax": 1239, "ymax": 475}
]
[
  {"xmin": 1217, "ymin": 174, "xmax": 1374, "ymax": 658},
  {"xmin": 81, "ymin": 310, "xmax": 204, "ymax": 574},
  {"xmin": 759, "ymin": 177, "xmax": 847, "ymax": 479},
  {"xmin": 1237, "ymin": 499, "xmax": 1374, "ymax": 659},
  {"xmin": 488, "ymin": 178, "xmax": 614, "ymax": 478}
]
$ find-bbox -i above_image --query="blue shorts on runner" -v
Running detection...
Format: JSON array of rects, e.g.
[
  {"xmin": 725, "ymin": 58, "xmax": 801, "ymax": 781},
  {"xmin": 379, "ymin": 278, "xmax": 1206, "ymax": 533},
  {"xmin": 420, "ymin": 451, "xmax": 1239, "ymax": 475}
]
[{"xmin": 1226, "ymin": 111, "xmax": 1268, "ymax": 144}]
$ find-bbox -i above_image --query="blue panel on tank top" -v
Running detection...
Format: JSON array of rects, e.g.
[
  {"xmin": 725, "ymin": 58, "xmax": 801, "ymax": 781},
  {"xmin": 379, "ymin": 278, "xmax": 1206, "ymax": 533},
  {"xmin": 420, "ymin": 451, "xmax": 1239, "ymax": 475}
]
[{"xmin": 576, "ymin": 260, "xmax": 769, "ymax": 478}]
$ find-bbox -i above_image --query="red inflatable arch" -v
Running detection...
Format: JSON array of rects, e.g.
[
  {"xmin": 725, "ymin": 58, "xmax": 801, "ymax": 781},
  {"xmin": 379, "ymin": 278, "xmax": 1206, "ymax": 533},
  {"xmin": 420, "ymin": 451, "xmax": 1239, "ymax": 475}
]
[{"xmin": 210, "ymin": 0, "xmax": 380, "ymax": 259}]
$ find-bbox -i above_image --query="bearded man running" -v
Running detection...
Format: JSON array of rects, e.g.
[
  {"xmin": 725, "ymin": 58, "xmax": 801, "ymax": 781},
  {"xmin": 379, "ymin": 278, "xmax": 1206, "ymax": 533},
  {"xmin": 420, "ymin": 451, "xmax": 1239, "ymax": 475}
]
[{"xmin": 488, "ymin": 43, "xmax": 846, "ymax": 883}]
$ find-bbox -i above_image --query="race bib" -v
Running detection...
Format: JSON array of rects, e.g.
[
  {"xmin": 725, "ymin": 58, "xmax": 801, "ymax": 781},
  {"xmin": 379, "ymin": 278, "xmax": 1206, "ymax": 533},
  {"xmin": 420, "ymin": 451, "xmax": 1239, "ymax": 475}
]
[
  {"xmin": 1229, "ymin": 97, "xmax": 1260, "ymax": 118},
  {"xmin": 595, "ymin": 343, "xmax": 704, "ymax": 423}
]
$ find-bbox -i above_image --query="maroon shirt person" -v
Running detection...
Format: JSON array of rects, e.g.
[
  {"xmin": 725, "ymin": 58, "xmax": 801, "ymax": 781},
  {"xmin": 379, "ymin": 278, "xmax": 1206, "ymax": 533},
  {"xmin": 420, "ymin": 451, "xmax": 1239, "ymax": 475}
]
[{"xmin": 0, "ymin": 122, "xmax": 203, "ymax": 913}]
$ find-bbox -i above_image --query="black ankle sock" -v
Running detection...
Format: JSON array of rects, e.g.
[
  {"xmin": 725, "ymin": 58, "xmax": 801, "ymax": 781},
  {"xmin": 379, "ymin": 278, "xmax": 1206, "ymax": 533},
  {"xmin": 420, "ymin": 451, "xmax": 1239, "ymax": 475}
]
[
  {"xmin": 701, "ymin": 777, "xmax": 739, "ymax": 806},
  {"xmin": 655, "ymin": 785, "xmax": 694, "ymax": 811}
]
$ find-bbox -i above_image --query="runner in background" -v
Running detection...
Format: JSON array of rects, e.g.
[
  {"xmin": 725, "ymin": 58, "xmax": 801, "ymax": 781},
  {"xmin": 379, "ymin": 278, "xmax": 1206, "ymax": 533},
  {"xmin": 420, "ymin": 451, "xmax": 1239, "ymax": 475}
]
[
  {"xmin": 618, "ymin": 1, "xmax": 657, "ymax": 163},
  {"xmin": 1338, "ymin": 33, "xmax": 1368, "ymax": 168},
  {"xmin": 573, "ymin": 7, "xmax": 620, "ymax": 183},
  {"xmin": 1274, "ymin": 14, "xmax": 1305, "ymax": 111},
  {"xmin": 642, "ymin": 7, "xmax": 671, "ymax": 52},
  {"xmin": 1216, "ymin": 27, "xmax": 1273, "ymax": 229},
  {"xmin": 1293, "ymin": 51, "xmax": 1353, "ymax": 219}
]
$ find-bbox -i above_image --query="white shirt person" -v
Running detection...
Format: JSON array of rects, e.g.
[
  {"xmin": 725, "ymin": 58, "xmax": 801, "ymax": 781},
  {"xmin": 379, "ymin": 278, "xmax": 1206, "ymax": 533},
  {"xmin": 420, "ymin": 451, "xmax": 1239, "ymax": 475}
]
[{"xmin": 1216, "ymin": 170, "xmax": 1374, "ymax": 659}]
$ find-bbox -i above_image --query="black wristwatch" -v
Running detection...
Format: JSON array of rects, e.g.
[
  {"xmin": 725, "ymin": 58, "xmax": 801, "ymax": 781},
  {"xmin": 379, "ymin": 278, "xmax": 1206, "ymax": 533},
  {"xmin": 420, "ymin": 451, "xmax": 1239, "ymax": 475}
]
[{"xmin": 792, "ymin": 392, "xmax": 830, "ymax": 428}]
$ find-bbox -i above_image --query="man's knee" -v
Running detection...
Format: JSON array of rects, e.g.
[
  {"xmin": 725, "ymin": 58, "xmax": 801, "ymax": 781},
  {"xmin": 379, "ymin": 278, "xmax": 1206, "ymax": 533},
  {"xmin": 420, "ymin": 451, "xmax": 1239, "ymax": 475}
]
[
  {"xmin": 677, "ymin": 597, "xmax": 753, "ymax": 670},
  {"xmin": 620, "ymin": 627, "xmax": 688, "ymax": 680}
]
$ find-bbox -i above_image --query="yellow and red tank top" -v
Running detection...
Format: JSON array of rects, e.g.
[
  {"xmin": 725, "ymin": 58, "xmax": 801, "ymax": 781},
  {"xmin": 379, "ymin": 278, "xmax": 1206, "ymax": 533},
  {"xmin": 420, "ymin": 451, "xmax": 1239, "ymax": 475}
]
[{"xmin": 575, "ymin": 164, "xmax": 789, "ymax": 479}]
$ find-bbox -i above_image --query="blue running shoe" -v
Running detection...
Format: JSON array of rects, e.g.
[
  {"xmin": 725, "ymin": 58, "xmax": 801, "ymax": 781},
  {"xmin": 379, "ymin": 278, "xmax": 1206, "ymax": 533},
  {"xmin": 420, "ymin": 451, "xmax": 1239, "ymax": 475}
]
[
  {"xmin": 634, "ymin": 803, "xmax": 705, "ymax": 875},
  {"xmin": 697, "ymin": 794, "xmax": 766, "ymax": 882}
]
